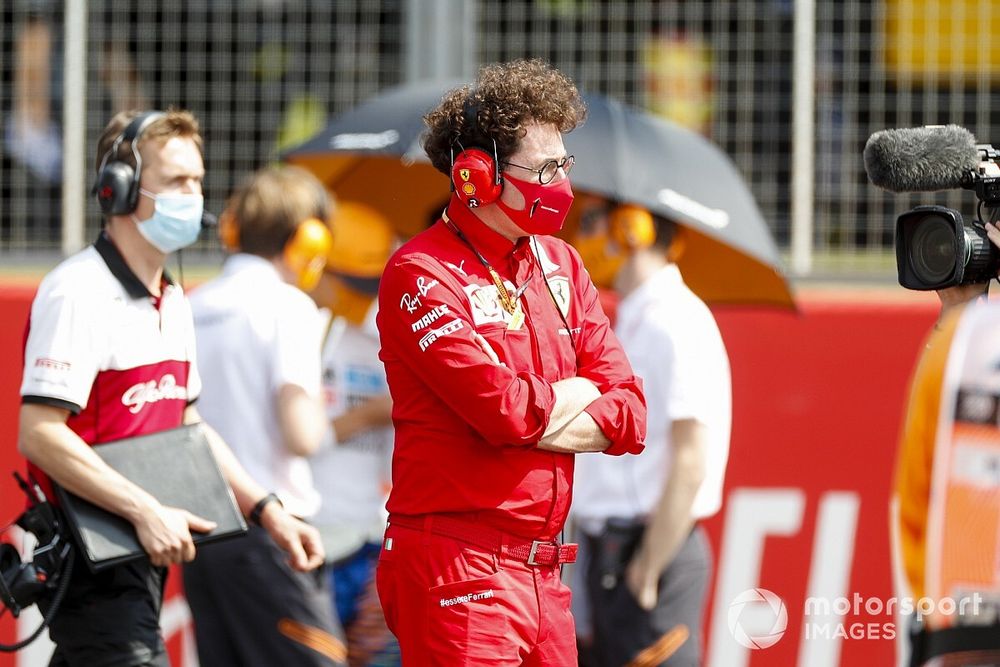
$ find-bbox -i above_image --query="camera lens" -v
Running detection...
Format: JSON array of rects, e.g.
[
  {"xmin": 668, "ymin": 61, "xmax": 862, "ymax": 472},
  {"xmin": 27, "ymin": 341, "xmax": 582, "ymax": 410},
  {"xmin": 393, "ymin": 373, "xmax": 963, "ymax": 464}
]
[{"xmin": 910, "ymin": 214, "xmax": 956, "ymax": 284}]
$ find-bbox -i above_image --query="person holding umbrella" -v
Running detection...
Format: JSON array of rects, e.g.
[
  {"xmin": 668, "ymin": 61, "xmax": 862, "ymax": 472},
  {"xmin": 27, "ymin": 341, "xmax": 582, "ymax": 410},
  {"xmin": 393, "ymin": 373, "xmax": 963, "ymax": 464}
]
[
  {"xmin": 374, "ymin": 59, "xmax": 647, "ymax": 665},
  {"xmin": 572, "ymin": 203, "xmax": 732, "ymax": 667}
]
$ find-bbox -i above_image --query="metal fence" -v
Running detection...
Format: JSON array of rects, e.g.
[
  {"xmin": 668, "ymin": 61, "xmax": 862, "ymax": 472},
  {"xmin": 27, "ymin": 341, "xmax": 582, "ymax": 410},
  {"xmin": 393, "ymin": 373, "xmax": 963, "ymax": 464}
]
[
  {"xmin": 1, "ymin": 0, "xmax": 404, "ymax": 256},
  {"xmin": 2, "ymin": 0, "xmax": 1000, "ymax": 278}
]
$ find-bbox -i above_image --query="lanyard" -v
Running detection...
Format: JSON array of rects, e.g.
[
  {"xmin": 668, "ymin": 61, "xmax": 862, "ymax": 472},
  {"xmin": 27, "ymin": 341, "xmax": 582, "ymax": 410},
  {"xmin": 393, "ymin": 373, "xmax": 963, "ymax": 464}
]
[{"xmin": 442, "ymin": 211, "xmax": 520, "ymax": 315}]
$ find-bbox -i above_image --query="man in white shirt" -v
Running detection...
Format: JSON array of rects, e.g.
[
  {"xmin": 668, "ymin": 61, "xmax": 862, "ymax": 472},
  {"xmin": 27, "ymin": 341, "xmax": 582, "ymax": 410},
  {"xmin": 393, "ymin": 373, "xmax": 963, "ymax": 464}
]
[
  {"xmin": 572, "ymin": 204, "xmax": 732, "ymax": 666},
  {"xmin": 183, "ymin": 165, "xmax": 346, "ymax": 666},
  {"xmin": 18, "ymin": 110, "xmax": 325, "ymax": 665},
  {"xmin": 309, "ymin": 201, "xmax": 399, "ymax": 665}
]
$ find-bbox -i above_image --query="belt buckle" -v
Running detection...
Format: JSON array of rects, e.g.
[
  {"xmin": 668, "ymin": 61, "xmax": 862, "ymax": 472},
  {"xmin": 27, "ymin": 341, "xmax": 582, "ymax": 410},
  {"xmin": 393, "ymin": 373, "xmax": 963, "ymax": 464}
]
[{"xmin": 527, "ymin": 539, "xmax": 557, "ymax": 566}]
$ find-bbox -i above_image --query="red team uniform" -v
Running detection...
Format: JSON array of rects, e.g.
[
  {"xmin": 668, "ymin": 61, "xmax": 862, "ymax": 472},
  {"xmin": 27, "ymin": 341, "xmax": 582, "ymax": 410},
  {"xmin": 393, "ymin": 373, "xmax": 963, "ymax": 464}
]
[{"xmin": 376, "ymin": 201, "xmax": 646, "ymax": 665}]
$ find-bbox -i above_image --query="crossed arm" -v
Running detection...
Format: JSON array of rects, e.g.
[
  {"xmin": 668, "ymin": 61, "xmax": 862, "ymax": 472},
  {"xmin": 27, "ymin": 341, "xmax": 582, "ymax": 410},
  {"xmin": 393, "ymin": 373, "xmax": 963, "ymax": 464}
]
[
  {"xmin": 538, "ymin": 378, "xmax": 609, "ymax": 452},
  {"xmin": 471, "ymin": 331, "xmax": 609, "ymax": 453}
]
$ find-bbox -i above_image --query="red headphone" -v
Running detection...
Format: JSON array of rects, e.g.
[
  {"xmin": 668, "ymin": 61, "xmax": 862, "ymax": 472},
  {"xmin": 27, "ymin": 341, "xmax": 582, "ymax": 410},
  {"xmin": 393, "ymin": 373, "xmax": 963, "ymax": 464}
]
[{"xmin": 451, "ymin": 147, "xmax": 503, "ymax": 208}]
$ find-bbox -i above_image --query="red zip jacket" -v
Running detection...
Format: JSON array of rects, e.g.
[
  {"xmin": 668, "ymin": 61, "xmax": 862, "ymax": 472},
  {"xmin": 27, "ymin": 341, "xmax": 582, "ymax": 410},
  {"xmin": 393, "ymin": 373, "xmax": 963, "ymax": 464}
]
[{"xmin": 377, "ymin": 201, "xmax": 646, "ymax": 540}]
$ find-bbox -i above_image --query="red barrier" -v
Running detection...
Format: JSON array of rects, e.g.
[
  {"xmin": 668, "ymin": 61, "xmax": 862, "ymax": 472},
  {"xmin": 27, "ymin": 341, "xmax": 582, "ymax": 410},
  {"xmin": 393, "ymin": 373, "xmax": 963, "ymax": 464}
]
[
  {"xmin": 0, "ymin": 285, "xmax": 43, "ymax": 664},
  {"xmin": 0, "ymin": 285, "xmax": 35, "ymax": 536},
  {"xmin": 703, "ymin": 298, "xmax": 935, "ymax": 666},
  {"xmin": 0, "ymin": 283, "xmax": 938, "ymax": 666}
]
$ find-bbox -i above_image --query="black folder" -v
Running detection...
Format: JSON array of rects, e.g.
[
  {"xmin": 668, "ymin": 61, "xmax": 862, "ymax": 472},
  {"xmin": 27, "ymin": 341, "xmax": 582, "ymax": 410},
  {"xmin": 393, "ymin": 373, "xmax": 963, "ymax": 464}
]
[{"xmin": 55, "ymin": 423, "xmax": 248, "ymax": 571}]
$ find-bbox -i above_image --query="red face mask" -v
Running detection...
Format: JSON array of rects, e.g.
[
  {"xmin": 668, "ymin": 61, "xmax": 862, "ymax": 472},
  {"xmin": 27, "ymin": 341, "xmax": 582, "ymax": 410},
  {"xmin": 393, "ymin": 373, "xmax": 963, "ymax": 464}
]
[{"xmin": 496, "ymin": 173, "xmax": 575, "ymax": 236}]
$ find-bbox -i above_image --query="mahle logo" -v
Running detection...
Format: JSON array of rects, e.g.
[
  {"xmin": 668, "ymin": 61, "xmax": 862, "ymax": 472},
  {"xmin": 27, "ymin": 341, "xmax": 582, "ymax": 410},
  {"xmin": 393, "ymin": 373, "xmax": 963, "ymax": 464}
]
[{"xmin": 728, "ymin": 588, "xmax": 788, "ymax": 650}]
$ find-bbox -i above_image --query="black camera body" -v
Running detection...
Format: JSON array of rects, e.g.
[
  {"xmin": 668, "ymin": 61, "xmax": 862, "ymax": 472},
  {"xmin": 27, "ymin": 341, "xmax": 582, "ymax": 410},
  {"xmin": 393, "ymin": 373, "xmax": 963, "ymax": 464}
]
[
  {"xmin": 896, "ymin": 146, "xmax": 1000, "ymax": 290},
  {"xmin": 896, "ymin": 205, "xmax": 1000, "ymax": 290},
  {"xmin": 1, "ymin": 480, "xmax": 71, "ymax": 618}
]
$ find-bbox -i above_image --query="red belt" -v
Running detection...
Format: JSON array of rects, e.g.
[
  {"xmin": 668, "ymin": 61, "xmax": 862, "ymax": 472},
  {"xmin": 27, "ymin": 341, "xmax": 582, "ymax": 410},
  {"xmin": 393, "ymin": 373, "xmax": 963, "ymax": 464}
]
[{"xmin": 388, "ymin": 514, "xmax": 578, "ymax": 566}]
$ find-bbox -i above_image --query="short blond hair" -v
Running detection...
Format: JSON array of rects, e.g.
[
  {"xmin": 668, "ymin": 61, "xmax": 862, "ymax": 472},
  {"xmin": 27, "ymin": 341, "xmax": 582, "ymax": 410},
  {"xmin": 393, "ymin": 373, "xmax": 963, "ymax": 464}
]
[{"xmin": 94, "ymin": 108, "xmax": 202, "ymax": 174}]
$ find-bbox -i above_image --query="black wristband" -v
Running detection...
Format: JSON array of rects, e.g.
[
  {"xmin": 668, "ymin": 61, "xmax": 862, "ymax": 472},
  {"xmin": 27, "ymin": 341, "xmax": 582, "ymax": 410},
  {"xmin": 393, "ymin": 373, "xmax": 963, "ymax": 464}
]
[{"xmin": 249, "ymin": 492, "xmax": 282, "ymax": 527}]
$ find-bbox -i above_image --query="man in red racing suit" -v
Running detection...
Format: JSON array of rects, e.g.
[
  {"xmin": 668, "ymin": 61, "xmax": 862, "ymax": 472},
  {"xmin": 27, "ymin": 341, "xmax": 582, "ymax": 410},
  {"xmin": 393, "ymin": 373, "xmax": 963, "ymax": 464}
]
[{"xmin": 375, "ymin": 59, "xmax": 647, "ymax": 666}]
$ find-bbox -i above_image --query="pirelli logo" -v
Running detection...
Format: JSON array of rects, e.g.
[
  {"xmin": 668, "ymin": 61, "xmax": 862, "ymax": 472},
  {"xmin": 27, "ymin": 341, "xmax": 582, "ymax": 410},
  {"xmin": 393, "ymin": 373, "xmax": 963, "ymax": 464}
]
[
  {"xmin": 419, "ymin": 318, "xmax": 463, "ymax": 352},
  {"xmin": 34, "ymin": 357, "xmax": 71, "ymax": 371}
]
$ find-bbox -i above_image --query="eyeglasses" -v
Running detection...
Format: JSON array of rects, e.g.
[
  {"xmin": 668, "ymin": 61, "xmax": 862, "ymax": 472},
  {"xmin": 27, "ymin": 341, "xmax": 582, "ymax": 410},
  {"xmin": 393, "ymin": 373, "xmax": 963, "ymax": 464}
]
[{"xmin": 502, "ymin": 155, "xmax": 575, "ymax": 185}]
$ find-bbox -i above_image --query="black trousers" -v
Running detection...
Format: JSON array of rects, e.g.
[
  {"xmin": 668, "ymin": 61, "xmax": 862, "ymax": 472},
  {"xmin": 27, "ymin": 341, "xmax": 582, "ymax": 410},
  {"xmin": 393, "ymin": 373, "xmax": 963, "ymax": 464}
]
[
  {"xmin": 40, "ymin": 558, "xmax": 169, "ymax": 667},
  {"xmin": 584, "ymin": 523, "xmax": 711, "ymax": 667},
  {"xmin": 182, "ymin": 525, "xmax": 345, "ymax": 667}
]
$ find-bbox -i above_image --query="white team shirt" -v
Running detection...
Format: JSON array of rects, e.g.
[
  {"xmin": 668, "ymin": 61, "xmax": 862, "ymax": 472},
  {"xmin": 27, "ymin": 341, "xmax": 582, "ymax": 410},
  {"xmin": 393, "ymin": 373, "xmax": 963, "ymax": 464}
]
[
  {"xmin": 21, "ymin": 236, "xmax": 200, "ymax": 446},
  {"xmin": 573, "ymin": 264, "xmax": 732, "ymax": 529},
  {"xmin": 190, "ymin": 254, "xmax": 325, "ymax": 518},
  {"xmin": 309, "ymin": 301, "xmax": 393, "ymax": 544}
]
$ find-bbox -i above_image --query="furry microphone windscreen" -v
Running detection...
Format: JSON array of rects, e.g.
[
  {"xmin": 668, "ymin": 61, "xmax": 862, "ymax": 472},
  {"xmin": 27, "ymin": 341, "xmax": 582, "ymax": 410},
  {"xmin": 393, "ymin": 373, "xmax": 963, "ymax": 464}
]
[{"xmin": 863, "ymin": 125, "xmax": 979, "ymax": 193}]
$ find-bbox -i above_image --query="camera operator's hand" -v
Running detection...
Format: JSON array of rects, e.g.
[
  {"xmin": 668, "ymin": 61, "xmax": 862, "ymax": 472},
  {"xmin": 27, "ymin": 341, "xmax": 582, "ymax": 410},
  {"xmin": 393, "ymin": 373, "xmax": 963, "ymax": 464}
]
[
  {"xmin": 935, "ymin": 283, "xmax": 989, "ymax": 327},
  {"xmin": 258, "ymin": 501, "xmax": 325, "ymax": 572},
  {"xmin": 134, "ymin": 502, "xmax": 217, "ymax": 567},
  {"xmin": 936, "ymin": 219, "xmax": 1000, "ymax": 322},
  {"xmin": 985, "ymin": 221, "xmax": 1000, "ymax": 250}
]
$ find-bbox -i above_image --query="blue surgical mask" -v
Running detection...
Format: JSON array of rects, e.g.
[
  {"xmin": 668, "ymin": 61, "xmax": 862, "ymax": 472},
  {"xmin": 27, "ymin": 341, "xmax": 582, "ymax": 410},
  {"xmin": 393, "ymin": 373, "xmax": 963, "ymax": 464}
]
[{"xmin": 133, "ymin": 189, "xmax": 204, "ymax": 253}]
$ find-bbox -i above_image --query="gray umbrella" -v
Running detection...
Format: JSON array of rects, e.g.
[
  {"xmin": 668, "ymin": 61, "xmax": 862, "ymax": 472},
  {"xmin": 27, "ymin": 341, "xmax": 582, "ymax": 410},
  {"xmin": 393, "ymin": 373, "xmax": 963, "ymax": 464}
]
[
  {"xmin": 287, "ymin": 79, "xmax": 448, "ymax": 165},
  {"xmin": 285, "ymin": 80, "xmax": 792, "ymax": 307},
  {"xmin": 567, "ymin": 93, "xmax": 792, "ymax": 307}
]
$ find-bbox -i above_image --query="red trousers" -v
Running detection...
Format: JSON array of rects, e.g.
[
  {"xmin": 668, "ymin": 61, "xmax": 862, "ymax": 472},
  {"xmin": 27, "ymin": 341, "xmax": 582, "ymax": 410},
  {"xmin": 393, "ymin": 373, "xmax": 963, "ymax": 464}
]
[{"xmin": 375, "ymin": 520, "xmax": 578, "ymax": 666}]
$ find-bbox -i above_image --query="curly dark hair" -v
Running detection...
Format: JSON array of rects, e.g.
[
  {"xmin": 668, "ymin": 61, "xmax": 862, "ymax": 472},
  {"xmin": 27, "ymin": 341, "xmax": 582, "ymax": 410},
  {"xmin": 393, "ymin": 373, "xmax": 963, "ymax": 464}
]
[{"xmin": 422, "ymin": 59, "xmax": 587, "ymax": 175}]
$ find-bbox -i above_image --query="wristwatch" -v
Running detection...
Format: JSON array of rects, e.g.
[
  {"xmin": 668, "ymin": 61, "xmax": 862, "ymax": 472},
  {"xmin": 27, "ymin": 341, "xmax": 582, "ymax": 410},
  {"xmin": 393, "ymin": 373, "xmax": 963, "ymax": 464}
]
[{"xmin": 249, "ymin": 492, "xmax": 283, "ymax": 526}]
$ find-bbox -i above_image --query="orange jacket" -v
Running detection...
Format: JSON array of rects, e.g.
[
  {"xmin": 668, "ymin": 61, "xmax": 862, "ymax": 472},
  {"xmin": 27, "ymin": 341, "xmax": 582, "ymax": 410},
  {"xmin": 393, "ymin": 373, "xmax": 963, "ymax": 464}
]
[{"xmin": 894, "ymin": 310, "xmax": 961, "ymax": 599}]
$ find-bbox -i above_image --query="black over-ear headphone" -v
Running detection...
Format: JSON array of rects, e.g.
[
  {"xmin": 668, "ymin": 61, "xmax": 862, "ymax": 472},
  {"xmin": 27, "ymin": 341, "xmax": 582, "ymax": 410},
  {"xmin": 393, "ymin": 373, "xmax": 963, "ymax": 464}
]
[{"xmin": 93, "ymin": 111, "xmax": 166, "ymax": 217}]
